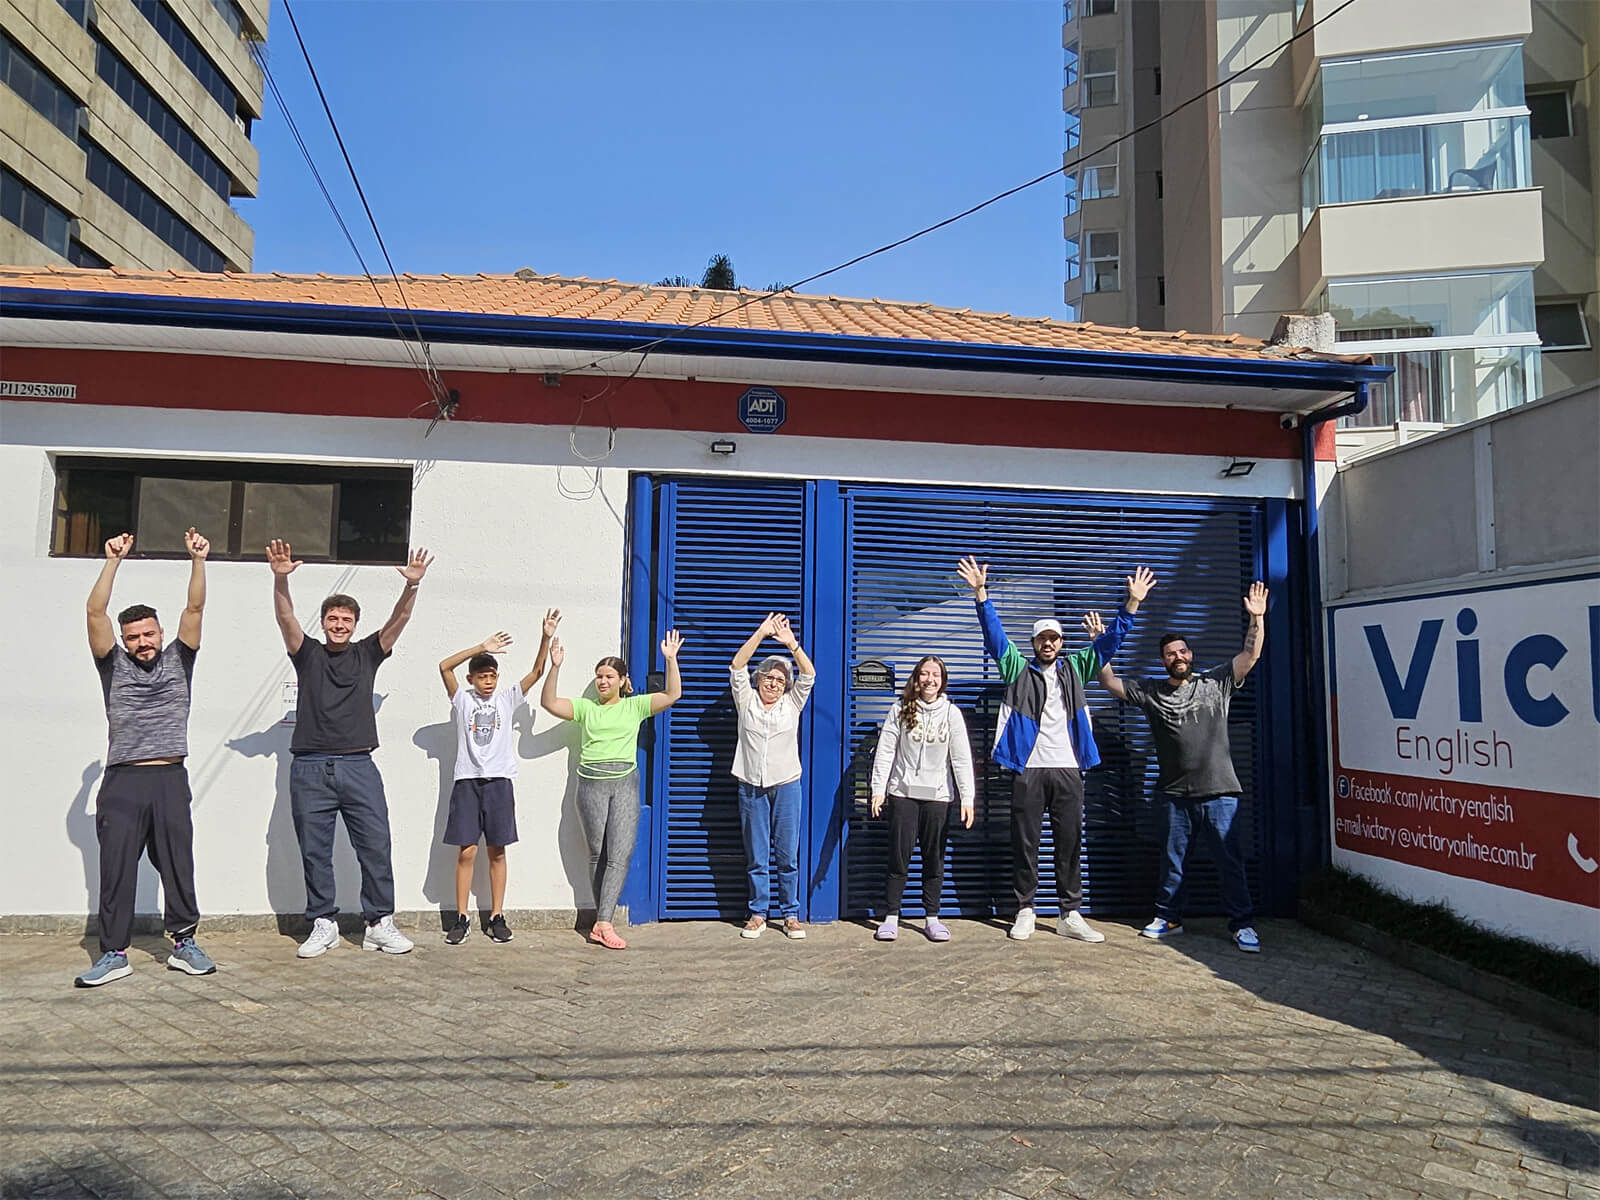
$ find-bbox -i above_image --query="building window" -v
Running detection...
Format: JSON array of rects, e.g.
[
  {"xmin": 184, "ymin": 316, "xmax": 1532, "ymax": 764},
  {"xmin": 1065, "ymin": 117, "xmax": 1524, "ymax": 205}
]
[
  {"xmin": 1086, "ymin": 231, "xmax": 1120, "ymax": 292},
  {"xmin": 51, "ymin": 459, "xmax": 413, "ymax": 563},
  {"xmin": 1064, "ymin": 236, "xmax": 1081, "ymax": 283},
  {"xmin": 1086, "ymin": 0, "xmax": 1116, "ymax": 14},
  {"xmin": 1155, "ymin": 170, "xmax": 1164, "ymax": 198},
  {"xmin": 130, "ymin": 0, "xmax": 242, "ymax": 120},
  {"xmin": 1348, "ymin": 346, "xmax": 1541, "ymax": 426},
  {"xmin": 1323, "ymin": 271, "xmax": 1535, "ymax": 344},
  {"xmin": 1084, "ymin": 47, "xmax": 1117, "ymax": 107},
  {"xmin": 95, "ymin": 35, "xmax": 233, "ymax": 199},
  {"xmin": 68, "ymin": 239, "xmax": 110, "ymax": 268},
  {"xmin": 1064, "ymin": 41, "xmax": 1078, "ymax": 88},
  {"xmin": 1064, "ymin": 171, "xmax": 1079, "ymax": 216},
  {"xmin": 1, "ymin": 32, "xmax": 82, "ymax": 139},
  {"xmin": 1082, "ymin": 161, "xmax": 1118, "ymax": 199},
  {"xmin": 1064, "ymin": 110, "xmax": 1081, "ymax": 153},
  {"xmin": 55, "ymin": 0, "xmax": 89, "ymax": 25},
  {"xmin": 1157, "ymin": 276, "xmax": 1166, "ymax": 307},
  {"xmin": 1536, "ymin": 302, "xmax": 1590, "ymax": 351},
  {"xmin": 80, "ymin": 135, "xmax": 229, "ymax": 271},
  {"xmin": 1526, "ymin": 89, "xmax": 1572, "ymax": 140},
  {"xmin": 1063, "ymin": 1, "xmax": 1075, "ymax": 23},
  {"xmin": 1300, "ymin": 42, "xmax": 1530, "ymax": 221},
  {"xmin": 0, "ymin": 166, "xmax": 72, "ymax": 256}
]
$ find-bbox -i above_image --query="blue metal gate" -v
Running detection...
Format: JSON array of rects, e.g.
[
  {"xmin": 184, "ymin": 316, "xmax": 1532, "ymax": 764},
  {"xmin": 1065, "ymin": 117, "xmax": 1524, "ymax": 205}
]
[{"xmin": 627, "ymin": 475, "xmax": 1292, "ymax": 924}]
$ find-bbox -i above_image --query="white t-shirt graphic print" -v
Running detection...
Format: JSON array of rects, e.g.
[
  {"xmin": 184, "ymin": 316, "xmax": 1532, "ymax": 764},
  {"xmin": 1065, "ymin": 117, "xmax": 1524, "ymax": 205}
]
[{"xmin": 451, "ymin": 684, "xmax": 524, "ymax": 781}]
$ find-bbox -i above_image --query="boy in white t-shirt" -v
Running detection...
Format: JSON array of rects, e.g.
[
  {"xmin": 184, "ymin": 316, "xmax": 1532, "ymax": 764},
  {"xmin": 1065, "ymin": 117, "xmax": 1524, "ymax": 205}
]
[{"xmin": 437, "ymin": 610, "xmax": 559, "ymax": 944}]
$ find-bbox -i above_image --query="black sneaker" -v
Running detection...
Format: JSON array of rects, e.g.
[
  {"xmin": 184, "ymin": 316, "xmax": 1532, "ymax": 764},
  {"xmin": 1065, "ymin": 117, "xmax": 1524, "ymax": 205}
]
[
  {"xmin": 444, "ymin": 914, "xmax": 470, "ymax": 945},
  {"xmin": 487, "ymin": 914, "xmax": 513, "ymax": 943}
]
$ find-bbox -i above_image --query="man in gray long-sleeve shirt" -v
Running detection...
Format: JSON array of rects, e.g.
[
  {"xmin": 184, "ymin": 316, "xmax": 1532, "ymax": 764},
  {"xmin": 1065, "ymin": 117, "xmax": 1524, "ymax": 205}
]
[{"xmin": 78, "ymin": 528, "xmax": 215, "ymax": 988}]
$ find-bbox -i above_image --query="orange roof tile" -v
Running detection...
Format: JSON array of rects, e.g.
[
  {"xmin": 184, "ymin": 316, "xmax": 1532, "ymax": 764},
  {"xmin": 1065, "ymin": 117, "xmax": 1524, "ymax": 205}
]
[{"xmin": 0, "ymin": 266, "xmax": 1370, "ymax": 365}]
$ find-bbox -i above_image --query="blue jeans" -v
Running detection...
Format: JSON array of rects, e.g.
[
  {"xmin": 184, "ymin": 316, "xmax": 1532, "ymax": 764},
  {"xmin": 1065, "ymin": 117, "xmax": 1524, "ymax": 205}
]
[
  {"xmin": 290, "ymin": 753, "xmax": 396, "ymax": 923},
  {"xmin": 1154, "ymin": 793, "xmax": 1254, "ymax": 932},
  {"xmin": 738, "ymin": 779, "xmax": 802, "ymax": 919}
]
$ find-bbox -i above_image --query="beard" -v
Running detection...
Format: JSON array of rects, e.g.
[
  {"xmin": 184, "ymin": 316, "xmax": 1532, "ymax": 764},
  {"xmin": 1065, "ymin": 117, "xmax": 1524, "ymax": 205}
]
[{"xmin": 1165, "ymin": 660, "xmax": 1191, "ymax": 680}]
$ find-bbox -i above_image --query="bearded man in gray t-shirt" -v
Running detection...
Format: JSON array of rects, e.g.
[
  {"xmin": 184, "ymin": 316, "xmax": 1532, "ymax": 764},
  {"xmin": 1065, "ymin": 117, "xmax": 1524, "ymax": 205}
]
[
  {"xmin": 1097, "ymin": 582, "xmax": 1269, "ymax": 954},
  {"xmin": 77, "ymin": 529, "xmax": 215, "ymax": 988}
]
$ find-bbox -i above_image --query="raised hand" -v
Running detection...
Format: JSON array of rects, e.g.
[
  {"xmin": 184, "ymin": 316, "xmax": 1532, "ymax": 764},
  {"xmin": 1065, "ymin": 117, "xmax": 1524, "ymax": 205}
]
[
  {"xmin": 542, "ymin": 608, "xmax": 562, "ymax": 638},
  {"xmin": 1244, "ymin": 581, "xmax": 1269, "ymax": 616},
  {"xmin": 1126, "ymin": 566, "xmax": 1156, "ymax": 604},
  {"xmin": 660, "ymin": 629, "xmax": 684, "ymax": 660},
  {"xmin": 956, "ymin": 556, "xmax": 988, "ymax": 595},
  {"xmin": 757, "ymin": 612, "xmax": 780, "ymax": 638},
  {"xmin": 184, "ymin": 528, "xmax": 210, "ymax": 559},
  {"xmin": 548, "ymin": 637, "xmax": 565, "ymax": 667},
  {"xmin": 481, "ymin": 631, "xmax": 513, "ymax": 654},
  {"xmin": 772, "ymin": 614, "xmax": 798, "ymax": 649},
  {"xmin": 266, "ymin": 539, "xmax": 301, "ymax": 575},
  {"xmin": 398, "ymin": 547, "xmax": 433, "ymax": 583},
  {"xmin": 104, "ymin": 533, "xmax": 133, "ymax": 560},
  {"xmin": 1081, "ymin": 610, "xmax": 1106, "ymax": 639}
]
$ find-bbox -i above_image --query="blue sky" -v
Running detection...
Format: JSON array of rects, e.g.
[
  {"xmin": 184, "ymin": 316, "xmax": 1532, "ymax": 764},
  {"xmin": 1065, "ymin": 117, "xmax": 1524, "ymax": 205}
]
[{"xmin": 241, "ymin": 0, "xmax": 1067, "ymax": 318}]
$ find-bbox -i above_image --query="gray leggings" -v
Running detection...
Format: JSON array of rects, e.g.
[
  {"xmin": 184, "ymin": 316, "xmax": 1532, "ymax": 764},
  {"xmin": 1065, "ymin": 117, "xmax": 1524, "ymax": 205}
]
[{"xmin": 575, "ymin": 765, "xmax": 639, "ymax": 923}]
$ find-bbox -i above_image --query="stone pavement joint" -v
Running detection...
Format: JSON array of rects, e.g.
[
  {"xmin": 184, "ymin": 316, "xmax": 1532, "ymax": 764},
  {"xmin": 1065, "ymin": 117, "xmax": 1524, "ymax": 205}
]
[{"xmin": 0, "ymin": 918, "xmax": 1595, "ymax": 1199}]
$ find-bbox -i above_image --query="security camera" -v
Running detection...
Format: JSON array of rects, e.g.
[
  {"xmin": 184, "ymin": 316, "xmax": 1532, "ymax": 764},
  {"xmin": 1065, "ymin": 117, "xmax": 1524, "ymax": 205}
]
[{"xmin": 1279, "ymin": 413, "xmax": 1301, "ymax": 430}]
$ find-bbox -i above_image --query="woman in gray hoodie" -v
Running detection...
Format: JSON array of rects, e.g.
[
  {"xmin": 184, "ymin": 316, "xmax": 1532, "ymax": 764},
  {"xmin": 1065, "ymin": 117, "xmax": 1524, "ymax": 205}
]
[{"xmin": 869, "ymin": 655, "xmax": 975, "ymax": 942}]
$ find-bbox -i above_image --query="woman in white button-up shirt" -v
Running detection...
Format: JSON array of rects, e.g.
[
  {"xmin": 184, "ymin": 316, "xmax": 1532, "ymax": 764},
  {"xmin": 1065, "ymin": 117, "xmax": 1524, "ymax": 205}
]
[{"xmin": 729, "ymin": 613, "xmax": 816, "ymax": 941}]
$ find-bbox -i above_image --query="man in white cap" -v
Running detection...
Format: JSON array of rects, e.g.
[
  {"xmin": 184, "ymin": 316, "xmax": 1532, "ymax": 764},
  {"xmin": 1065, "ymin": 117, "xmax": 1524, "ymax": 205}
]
[{"xmin": 956, "ymin": 559, "xmax": 1155, "ymax": 941}]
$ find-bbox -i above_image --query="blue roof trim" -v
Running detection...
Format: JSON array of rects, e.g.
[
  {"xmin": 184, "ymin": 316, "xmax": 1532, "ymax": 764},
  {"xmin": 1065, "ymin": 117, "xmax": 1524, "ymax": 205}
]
[{"xmin": 0, "ymin": 286, "xmax": 1393, "ymax": 392}]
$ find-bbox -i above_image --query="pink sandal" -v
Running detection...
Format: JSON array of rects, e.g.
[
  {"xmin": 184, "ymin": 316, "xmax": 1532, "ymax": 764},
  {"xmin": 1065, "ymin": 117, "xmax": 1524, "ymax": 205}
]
[{"xmin": 588, "ymin": 924, "xmax": 627, "ymax": 950}]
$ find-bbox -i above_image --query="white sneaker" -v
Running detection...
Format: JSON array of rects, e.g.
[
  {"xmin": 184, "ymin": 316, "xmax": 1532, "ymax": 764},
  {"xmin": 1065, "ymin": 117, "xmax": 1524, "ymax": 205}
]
[
  {"xmin": 362, "ymin": 915, "xmax": 414, "ymax": 955},
  {"xmin": 1057, "ymin": 910, "xmax": 1106, "ymax": 943},
  {"xmin": 296, "ymin": 916, "xmax": 340, "ymax": 959},
  {"xmin": 1008, "ymin": 907, "xmax": 1036, "ymax": 941}
]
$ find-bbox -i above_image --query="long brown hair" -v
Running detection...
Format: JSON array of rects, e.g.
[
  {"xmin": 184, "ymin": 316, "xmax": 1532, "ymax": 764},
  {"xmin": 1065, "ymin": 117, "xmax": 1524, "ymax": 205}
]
[
  {"xmin": 594, "ymin": 656, "xmax": 634, "ymax": 696},
  {"xmin": 898, "ymin": 655, "xmax": 948, "ymax": 730}
]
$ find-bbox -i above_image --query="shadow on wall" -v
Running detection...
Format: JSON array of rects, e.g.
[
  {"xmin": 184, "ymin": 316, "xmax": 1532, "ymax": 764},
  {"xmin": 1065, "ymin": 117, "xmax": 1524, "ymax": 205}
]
[
  {"xmin": 416, "ymin": 703, "xmax": 590, "ymax": 924},
  {"xmin": 65, "ymin": 760, "xmax": 159, "ymax": 940},
  {"xmin": 226, "ymin": 702, "xmax": 374, "ymax": 938}
]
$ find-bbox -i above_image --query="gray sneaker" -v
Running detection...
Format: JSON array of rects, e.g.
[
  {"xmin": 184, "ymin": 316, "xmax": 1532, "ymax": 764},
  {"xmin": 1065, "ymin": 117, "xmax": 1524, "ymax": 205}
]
[
  {"xmin": 1057, "ymin": 911, "xmax": 1106, "ymax": 943},
  {"xmin": 167, "ymin": 937, "xmax": 216, "ymax": 976},
  {"xmin": 297, "ymin": 916, "xmax": 341, "ymax": 959},
  {"xmin": 362, "ymin": 915, "xmax": 415, "ymax": 954},
  {"xmin": 75, "ymin": 951, "xmax": 132, "ymax": 988},
  {"xmin": 1008, "ymin": 907, "xmax": 1036, "ymax": 941}
]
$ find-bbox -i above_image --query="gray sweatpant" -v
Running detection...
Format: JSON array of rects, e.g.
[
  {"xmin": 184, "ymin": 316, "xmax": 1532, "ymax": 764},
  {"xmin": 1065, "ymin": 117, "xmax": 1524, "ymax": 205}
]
[{"xmin": 575, "ymin": 764, "xmax": 639, "ymax": 923}]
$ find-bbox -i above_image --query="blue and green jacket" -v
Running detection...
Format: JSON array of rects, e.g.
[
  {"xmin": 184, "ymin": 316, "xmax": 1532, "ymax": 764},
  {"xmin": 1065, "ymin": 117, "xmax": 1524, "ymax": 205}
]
[{"xmin": 976, "ymin": 598, "xmax": 1134, "ymax": 773}]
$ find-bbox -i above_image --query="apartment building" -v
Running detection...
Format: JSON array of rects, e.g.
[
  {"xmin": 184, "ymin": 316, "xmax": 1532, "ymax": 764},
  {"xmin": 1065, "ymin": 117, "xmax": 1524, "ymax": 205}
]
[
  {"xmin": 1062, "ymin": 0, "xmax": 1599, "ymax": 429},
  {"xmin": 1, "ymin": 0, "xmax": 264, "ymax": 271}
]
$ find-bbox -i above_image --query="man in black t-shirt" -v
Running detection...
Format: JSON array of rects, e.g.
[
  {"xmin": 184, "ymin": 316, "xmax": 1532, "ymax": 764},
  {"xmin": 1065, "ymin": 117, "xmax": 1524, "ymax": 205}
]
[
  {"xmin": 1098, "ymin": 582, "xmax": 1269, "ymax": 953},
  {"xmin": 267, "ymin": 538, "xmax": 433, "ymax": 958}
]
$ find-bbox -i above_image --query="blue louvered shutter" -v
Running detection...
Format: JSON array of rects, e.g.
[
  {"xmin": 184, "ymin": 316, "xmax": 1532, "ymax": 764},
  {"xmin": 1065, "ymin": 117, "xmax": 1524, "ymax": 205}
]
[
  {"xmin": 654, "ymin": 478, "xmax": 809, "ymax": 917},
  {"xmin": 840, "ymin": 485, "xmax": 1265, "ymax": 919}
]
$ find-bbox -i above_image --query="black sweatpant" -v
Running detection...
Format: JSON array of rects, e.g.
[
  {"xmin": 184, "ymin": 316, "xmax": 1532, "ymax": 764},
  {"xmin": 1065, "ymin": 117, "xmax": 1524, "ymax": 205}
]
[
  {"xmin": 1010, "ymin": 766, "xmax": 1084, "ymax": 913},
  {"xmin": 95, "ymin": 763, "xmax": 199, "ymax": 955},
  {"xmin": 883, "ymin": 796, "xmax": 953, "ymax": 916}
]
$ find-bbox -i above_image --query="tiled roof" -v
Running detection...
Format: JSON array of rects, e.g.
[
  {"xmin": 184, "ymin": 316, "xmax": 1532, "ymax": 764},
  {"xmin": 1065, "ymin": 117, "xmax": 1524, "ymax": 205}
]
[{"xmin": 0, "ymin": 266, "xmax": 1370, "ymax": 365}]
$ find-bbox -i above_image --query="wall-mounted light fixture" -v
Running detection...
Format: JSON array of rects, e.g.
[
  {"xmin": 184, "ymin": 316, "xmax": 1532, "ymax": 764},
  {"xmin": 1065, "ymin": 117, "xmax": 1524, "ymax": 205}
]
[
  {"xmin": 1221, "ymin": 458, "xmax": 1256, "ymax": 478},
  {"xmin": 710, "ymin": 440, "xmax": 737, "ymax": 456}
]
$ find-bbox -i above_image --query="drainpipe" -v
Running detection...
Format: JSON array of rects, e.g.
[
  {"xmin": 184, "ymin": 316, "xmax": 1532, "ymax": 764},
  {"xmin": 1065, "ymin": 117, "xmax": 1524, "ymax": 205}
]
[{"xmin": 1300, "ymin": 382, "xmax": 1368, "ymax": 872}]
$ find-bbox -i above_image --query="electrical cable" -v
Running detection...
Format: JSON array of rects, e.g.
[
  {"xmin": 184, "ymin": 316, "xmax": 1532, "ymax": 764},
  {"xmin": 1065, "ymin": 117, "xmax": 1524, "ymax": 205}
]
[
  {"xmin": 555, "ymin": 0, "xmax": 1363, "ymax": 387},
  {"xmin": 280, "ymin": 0, "xmax": 451, "ymax": 411}
]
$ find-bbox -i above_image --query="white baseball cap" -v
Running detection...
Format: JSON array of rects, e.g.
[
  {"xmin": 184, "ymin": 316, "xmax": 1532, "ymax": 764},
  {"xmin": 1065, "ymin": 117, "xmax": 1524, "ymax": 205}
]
[{"xmin": 1031, "ymin": 618, "xmax": 1064, "ymax": 639}]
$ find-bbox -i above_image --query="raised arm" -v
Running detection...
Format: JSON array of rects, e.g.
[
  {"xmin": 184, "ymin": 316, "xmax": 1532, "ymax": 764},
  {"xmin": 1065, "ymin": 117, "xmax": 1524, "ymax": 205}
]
[
  {"xmin": 87, "ymin": 533, "xmax": 132, "ymax": 659},
  {"xmin": 266, "ymin": 539, "xmax": 304, "ymax": 656},
  {"xmin": 1096, "ymin": 662, "xmax": 1129, "ymax": 701},
  {"xmin": 177, "ymin": 528, "xmax": 208, "ymax": 650},
  {"xmin": 440, "ymin": 631, "xmax": 511, "ymax": 700},
  {"xmin": 519, "ymin": 609, "xmax": 561, "ymax": 695},
  {"xmin": 772, "ymin": 614, "xmax": 816, "ymax": 678},
  {"xmin": 649, "ymin": 630, "xmax": 684, "ymax": 714},
  {"xmin": 539, "ymin": 637, "xmax": 575, "ymax": 721},
  {"xmin": 731, "ymin": 614, "xmax": 778, "ymax": 671},
  {"xmin": 378, "ymin": 548, "xmax": 433, "ymax": 653},
  {"xmin": 1232, "ymin": 581, "xmax": 1268, "ymax": 684},
  {"xmin": 1067, "ymin": 567, "xmax": 1155, "ymax": 682},
  {"xmin": 959, "ymin": 556, "xmax": 1026, "ymax": 682}
]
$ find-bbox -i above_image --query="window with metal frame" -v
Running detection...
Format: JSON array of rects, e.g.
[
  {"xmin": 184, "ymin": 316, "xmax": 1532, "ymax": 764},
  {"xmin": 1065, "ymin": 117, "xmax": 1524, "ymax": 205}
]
[
  {"xmin": 1084, "ymin": 46, "xmax": 1117, "ymax": 107},
  {"xmin": 1526, "ymin": 88, "xmax": 1572, "ymax": 140},
  {"xmin": 1536, "ymin": 301, "xmax": 1590, "ymax": 351},
  {"xmin": 79, "ymin": 134, "xmax": 229, "ymax": 271},
  {"xmin": 50, "ymin": 458, "xmax": 412, "ymax": 563},
  {"xmin": 1, "ymin": 32, "xmax": 81, "ymax": 138},
  {"xmin": 1082, "ymin": 160, "xmax": 1119, "ymax": 200},
  {"xmin": 94, "ymin": 34, "xmax": 233, "ymax": 198},
  {"xmin": 1087, "ymin": 230, "xmax": 1120, "ymax": 292},
  {"xmin": 131, "ymin": 0, "xmax": 242, "ymax": 119},
  {"xmin": 1, "ymin": 166, "xmax": 72, "ymax": 255}
]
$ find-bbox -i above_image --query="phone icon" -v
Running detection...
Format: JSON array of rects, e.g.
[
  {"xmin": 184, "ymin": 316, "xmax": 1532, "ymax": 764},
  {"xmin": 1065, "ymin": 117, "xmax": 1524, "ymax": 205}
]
[{"xmin": 1568, "ymin": 833, "xmax": 1598, "ymax": 874}]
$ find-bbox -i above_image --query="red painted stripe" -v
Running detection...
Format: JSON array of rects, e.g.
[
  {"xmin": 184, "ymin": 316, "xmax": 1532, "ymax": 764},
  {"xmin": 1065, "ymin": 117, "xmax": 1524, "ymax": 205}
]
[{"xmin": 1, "ymin": 347, "xmax": 1315, "ymax": 459}]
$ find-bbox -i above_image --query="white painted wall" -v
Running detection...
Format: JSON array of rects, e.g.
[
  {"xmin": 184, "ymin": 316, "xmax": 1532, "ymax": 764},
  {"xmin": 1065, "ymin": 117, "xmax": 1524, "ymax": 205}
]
[{"xmin": 0, "ymin": 399, "xmax": 1299, "ymax": 923}]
